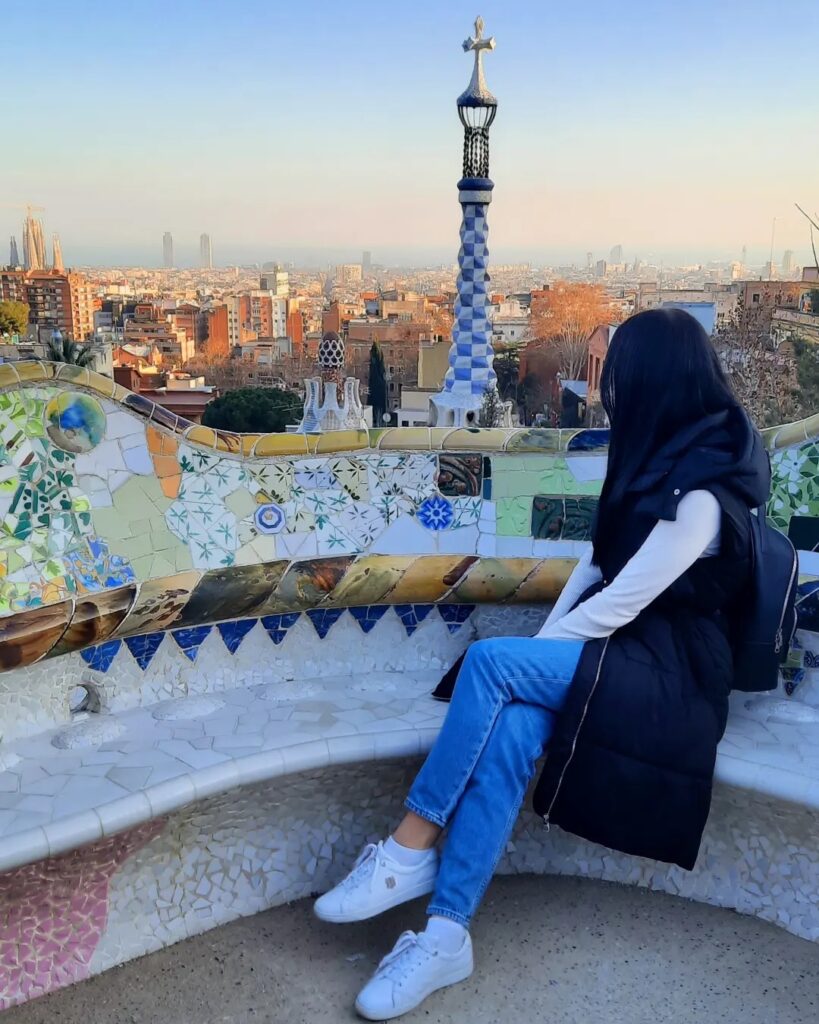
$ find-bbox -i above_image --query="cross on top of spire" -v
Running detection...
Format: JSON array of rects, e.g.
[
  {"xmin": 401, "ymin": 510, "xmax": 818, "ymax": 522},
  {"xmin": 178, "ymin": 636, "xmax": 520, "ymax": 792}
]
[{"xmin": 458, "ymin": 15, "xmax": 497, "ymax": 107}]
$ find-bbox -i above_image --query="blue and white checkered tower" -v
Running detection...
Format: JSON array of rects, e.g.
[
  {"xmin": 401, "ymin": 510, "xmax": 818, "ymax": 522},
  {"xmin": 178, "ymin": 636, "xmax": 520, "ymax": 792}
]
[{"xmin": 432, "ymin": 16, "xmax": 500, "ymax": 427}]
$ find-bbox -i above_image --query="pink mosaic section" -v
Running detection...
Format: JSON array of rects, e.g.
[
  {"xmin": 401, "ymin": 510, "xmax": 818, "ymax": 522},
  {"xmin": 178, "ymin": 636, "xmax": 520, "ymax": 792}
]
[{"xmin": 0, "ymin": 820, "xmax": 164, "ymax": 1010}]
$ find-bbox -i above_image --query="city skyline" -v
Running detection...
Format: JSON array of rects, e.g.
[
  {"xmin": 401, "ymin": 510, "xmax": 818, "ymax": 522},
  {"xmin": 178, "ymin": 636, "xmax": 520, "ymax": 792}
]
[{"xmin": 4, "ymin": 0, "xmax": 818, "ymax": 269}]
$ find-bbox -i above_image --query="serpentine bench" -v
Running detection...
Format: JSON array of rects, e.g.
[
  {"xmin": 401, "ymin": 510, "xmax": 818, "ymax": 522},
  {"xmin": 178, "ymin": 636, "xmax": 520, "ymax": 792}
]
[{"xmin": 0, "ymin": 361, "xmax": 818, "ymax": 1010}]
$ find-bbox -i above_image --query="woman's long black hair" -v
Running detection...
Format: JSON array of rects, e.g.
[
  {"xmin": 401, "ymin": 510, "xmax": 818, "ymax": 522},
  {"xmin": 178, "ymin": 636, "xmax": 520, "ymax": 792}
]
[{"xmin": 592, "ymin": 307, "xmax": 739, "ymax": 564}]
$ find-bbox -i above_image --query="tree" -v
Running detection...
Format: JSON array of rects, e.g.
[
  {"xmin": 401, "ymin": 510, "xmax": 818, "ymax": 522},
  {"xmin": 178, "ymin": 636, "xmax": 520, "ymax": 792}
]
[
  {"xmin": 791, "ymin": 336, "xmax": 819, "ymax": 418},
  {"xmin": 519, "ymin": 371, "xmax": 551, "ymax": 425},
  {"xmin": 492, "ymin": 346, "xmax": 520, "ymax": 402},
  {"xmin": 201, "ymin": 386, "xmax": 303, "ymax": 433},
  {"xmin": 713, "ymin": 295, "xmax": 799, "ymax": 428},
  {"xmin": 47, "ymin": 336, "xmax": 96, "ymax": 368},
  {"xmin": 478, "ymin": 386, "xmax": 503, "ymax": 427},
  {"xmin": 0, "ymin": 301, "xmax": 29, "ymax": 337},
  {"xmin": 795, "ymin": 203, "xmax": 819, "ymax": 277},
  {"xmin": 528, "ymin": 282, "xmax": 614, "ymax": 380},
  {"xmin": 368, "ymin": 343, "xmax": 387, "ymax": 426}
]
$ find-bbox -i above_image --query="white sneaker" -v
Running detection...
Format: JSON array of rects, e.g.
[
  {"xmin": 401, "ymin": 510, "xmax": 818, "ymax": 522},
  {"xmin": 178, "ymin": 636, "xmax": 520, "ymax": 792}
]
[
  {"xmin": 313, "ymin": 841, "xmax": 438, "ymax": 924},
  {"xmin": 355, "ymin": 929, "xmax": 474, "ymax": 1021}
]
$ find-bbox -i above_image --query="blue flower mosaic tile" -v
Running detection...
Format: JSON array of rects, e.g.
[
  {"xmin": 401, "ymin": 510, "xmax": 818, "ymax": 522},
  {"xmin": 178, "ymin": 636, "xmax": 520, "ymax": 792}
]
[{"xmin": 417, "ymin": 495, "xmax": 454, "ymax": 531}]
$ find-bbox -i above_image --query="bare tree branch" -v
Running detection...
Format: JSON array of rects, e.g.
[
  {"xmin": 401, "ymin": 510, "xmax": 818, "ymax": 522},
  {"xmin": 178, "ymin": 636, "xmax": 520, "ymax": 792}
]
[{"xmin": 796, "ymin": 203, "xmax": 819, "ymax": 272}]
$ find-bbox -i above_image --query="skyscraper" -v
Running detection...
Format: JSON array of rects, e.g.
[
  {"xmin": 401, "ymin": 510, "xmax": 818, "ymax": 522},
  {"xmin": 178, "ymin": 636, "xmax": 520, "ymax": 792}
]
[
  {"xmin": 610, "ymin": 243, "xmax": 623, "ymax": 263},
  {"xmin": 9, "ymin": 237, "xmax": 19, "ymax": 267},
  {"xmin": 52, "ymin": 234, "xmax": 64, "ymax": 273},
  {"xmin": 362, "ymin": 250, "xmax": 372, "ymax": 272},
  {"xmin": 259, "ymin": 264, "xmax": 289, "ymax": 297},
  {"xmin": 200, "ymin": 233, "xmax": 213, "ymax": 270},
  {"xmin": 782, "ymin": 250, "xmax": 794, "ymax": 275},
  {"xmin": 163, "ymin": 231, "xmax": 174, "ymax": 269},
  {"xmin": 23, "ymin": 215, "xmax": 46, "ymax": 271}
]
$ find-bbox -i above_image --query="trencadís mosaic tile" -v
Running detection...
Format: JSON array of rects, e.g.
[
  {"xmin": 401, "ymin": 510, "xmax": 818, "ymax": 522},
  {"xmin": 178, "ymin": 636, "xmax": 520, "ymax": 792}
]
[{"xmin": 1, "ymin": 364, "xmax": 818, "ymax": 683}]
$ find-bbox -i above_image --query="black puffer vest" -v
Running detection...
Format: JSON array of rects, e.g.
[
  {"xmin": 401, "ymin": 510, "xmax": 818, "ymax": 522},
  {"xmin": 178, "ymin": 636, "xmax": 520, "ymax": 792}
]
[{"xmin": 532, "ymin": 409, "xmax": 771, "ymax": 870}]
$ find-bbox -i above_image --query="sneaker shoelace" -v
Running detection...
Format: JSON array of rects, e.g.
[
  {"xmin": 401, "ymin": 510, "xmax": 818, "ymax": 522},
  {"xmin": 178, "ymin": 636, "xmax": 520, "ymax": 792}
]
[
  {"xmin": 375, "ymin": 931, "xmax": 436, "ymax": 986},
  {"xmin": 340, "ymin": 842, "xmax": 383, "ymax": 892}
]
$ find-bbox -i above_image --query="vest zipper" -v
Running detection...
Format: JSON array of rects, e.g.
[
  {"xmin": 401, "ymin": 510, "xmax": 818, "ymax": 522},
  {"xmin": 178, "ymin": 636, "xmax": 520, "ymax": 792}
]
[
  {"xmin": 542, "ymin": 637, "xmax": 611, "ymax": 831},
  {"xmin": 774, "ymin": 544, "xmax": 798, "ymax": 654}
]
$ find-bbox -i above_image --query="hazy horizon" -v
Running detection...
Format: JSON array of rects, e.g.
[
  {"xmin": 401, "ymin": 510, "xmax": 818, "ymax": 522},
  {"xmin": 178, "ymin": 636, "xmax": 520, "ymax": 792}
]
[{"xmin": 5, "ymin": 0, "xmax": 818, "ymax": 271}]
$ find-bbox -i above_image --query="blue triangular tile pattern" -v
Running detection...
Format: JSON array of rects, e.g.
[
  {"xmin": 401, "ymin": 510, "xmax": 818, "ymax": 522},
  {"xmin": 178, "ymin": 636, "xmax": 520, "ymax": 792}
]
[
  {"xmin": 260, "ymin": 613, "xmax": 301, "ymax": 645},
  {"xmin": 349, "ymin": 606, "xmax": 389, "ymax": 634},
  {"xmin": 437, "ymin": 605, "xmax": 475, "ymax": 634},
  {"xmin": 217, "ymin": 619, "xmax": 257, "ymax": 654},
  {"xmin": 394, "ymin": 604, "xmax": 435, "ymax": 636},
  {"xmin": 306, "ymin": 609, "xmax": 344, "ymax": 640},
  {"xmin": 80, "ymin": 640, "xmax": 122, "ymax": 673},
  {"xmin": 124, "ymin": 633, "xmax": 165, "ymax": 671},
  {"xmin": 171, "ymin": 626, "xmax": 213, "ymax": 662}
]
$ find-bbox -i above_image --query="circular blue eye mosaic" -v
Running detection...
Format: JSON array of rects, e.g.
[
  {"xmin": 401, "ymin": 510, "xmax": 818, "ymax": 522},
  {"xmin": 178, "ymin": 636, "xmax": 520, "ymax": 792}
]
[
  {"xmin": 44, "ymin": 392, "xmax": 106, "ymax": 454},
  {"xmin": 255, "ymin": 502, "xmax": 286, "ymax": 535}
]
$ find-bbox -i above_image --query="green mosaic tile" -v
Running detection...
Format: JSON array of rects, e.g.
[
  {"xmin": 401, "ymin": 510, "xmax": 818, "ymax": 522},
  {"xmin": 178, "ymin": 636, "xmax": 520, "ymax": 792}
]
[
  {"xmin": 495, "ymin": 497, "xmax": 533, "ymax": 537},
  {"xmin": 532, "ymin": 496, "xmax": 563, "ymax": 540}
]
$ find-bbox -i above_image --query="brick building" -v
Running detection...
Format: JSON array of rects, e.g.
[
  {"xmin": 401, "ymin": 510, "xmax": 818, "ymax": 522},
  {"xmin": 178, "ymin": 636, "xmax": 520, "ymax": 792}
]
[{"xmin": 0, "ymin": 269, "xmax": 94, "ymax": 340}]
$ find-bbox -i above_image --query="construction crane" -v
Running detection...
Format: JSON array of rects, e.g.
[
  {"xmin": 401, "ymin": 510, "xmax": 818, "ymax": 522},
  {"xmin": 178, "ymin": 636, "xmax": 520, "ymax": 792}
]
[
  {"xmin": 0, "ymin": 203, "xmax": 45, "ymax": 218},
  {"xmin": 0, "ymin": 203, "xmax": 45, "ymax": 213}
]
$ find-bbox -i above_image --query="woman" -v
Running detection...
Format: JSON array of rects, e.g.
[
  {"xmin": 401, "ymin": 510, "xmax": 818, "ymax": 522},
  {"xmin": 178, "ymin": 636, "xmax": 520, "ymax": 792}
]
[{"xmin": 314, "ymin": 308, "xmax": 771, "ymax": 1020}]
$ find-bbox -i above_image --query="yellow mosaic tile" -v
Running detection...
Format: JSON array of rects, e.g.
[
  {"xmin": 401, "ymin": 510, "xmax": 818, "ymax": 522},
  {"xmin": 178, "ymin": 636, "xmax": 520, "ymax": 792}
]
[
  {"xmin": 183, "ymin": 424, "xmax": 219, "ymax": 450},
  {"xmin": 321, "ymin": 555, "xmax": 417, "ymax": 606},
  {"xmin": 0, "ymin": 363, "xmax": 21, "ymax": 389},
  {"xmin": 315, "ymin": 430, "xmax": 371, "ymax": 454},
  {"xmin": 511, "ymin": 558, "xmax": 578, "ymax": 603},
  {"xmin": 214, "ymin": 431, "xmax": 243, "ymax": 454},
  {"xmin": 375, "ymin": 428, "xmax": 431, "ymax": 451},
  {"xmin": 771, "ymin": 419, "xmax": 810, "ymax": 450},
  {"xmin": 87, "ymin": 370, "xmax": 117, "ymax": 398},
  {"xmin": 442, "ymin": 428, "xmax": 510, "ymax": 451},
  {"xmin": 252, "ymin": 433, "xmax": 310, "ymax": 457},
  {"xmin": 55, "ymin": 364, "xmax": 91, "ymax": 388},
  {"xmin": 385, "ymin": 555, "xmax": 477, "ymax": 604},
  {"xmin": 504, "ymin": 428, "xmax": 564, "ymax": 452},
  {"xmin": 447, "ymin": 557, "xmax": 538, "ymax": 603},
  {"xmin": 240, "ymin": 434, "xmax": 262, "ymax": 457},
  {"xmin": 13, "ymin": 361, "xmax": 47, "ymax": 383}
]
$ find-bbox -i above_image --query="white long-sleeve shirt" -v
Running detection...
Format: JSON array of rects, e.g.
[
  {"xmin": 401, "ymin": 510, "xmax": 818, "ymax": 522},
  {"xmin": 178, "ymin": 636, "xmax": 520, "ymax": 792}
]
[{"xmin": 537, "ymin": 489, "xmax": 722, "ymax": 642}]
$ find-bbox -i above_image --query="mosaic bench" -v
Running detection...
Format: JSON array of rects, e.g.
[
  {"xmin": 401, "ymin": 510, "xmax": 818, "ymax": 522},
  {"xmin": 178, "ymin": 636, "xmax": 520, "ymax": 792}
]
[{"xmin": 0, "ymin": 361, "xmax": 818, "ymax": 1009}]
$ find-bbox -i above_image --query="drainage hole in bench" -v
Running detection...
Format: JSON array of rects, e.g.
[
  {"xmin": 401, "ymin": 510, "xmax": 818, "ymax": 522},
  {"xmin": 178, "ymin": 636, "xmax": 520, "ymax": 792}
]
[{"xmin": 69, "ymin": 683, "xmax": 101, "ymax": 716}]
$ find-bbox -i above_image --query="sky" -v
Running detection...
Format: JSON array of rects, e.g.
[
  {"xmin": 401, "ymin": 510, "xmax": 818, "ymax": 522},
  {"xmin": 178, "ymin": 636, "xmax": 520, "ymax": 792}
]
[{"xmin": 3, "ymin": 0, "xmax": 818, "ymax": 269}]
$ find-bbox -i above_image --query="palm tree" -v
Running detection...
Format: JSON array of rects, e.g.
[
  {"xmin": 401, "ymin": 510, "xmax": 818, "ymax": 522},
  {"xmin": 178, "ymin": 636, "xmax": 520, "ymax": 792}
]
[{"xmin": 46, "ymin": 333, "xmax": 96, "ymax": 368}]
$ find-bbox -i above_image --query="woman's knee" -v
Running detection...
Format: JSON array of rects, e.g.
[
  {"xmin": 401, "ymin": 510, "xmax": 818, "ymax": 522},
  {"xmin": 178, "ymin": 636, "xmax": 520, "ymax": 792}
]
[{"xmin": 464, "ymin": 637, "xmax": 505, "ymax": 670}]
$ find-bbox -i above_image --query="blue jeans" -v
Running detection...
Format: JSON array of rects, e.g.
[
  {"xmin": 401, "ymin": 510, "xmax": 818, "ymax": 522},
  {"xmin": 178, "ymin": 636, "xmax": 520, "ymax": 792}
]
[{"xmin": 405, "ymin": 636, "xmax": 584, "ymax": 927}]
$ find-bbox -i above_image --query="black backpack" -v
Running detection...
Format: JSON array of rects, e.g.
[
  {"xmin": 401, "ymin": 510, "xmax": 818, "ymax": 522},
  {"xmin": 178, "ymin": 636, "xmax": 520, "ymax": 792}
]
[
  {"xmin": 434, "ymin": 505, "xmax": 798, "ymax": 702},
  {"xmin": 731, "ymin": 505, "xmax": 798, "ymax": 693}
]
